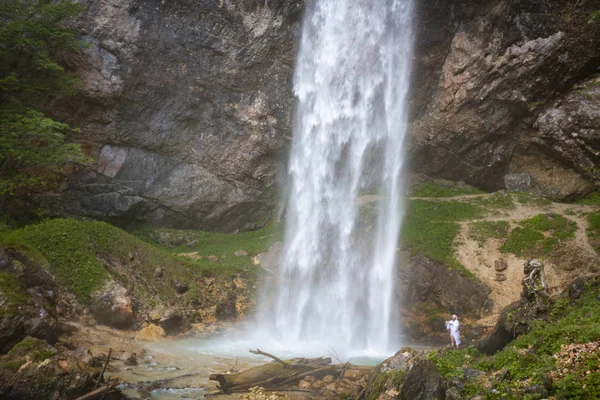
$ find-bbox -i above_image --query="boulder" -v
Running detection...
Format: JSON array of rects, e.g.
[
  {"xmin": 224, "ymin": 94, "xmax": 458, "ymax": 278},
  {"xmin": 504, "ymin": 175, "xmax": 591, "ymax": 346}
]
[
  {"xmin": 400, "ymin": 359, "xmax": 446, "ymax": 400},
  {"xmin": 136, "ymin": 323, "xmax": 165, "ymax": 341},
  {"xmin": 89, "ymin": 281, "xmax": 135, "ymax": 329},
  {"xmin": 504, "ymin": 174, "xmax": 538, "ymax": 194}
]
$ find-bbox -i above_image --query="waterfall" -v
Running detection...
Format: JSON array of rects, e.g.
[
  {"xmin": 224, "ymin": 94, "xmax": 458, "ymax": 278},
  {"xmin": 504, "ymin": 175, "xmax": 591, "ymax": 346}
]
[{"xmin": 260, "ymin": 0, "xmax": 414, "ymax": 356}]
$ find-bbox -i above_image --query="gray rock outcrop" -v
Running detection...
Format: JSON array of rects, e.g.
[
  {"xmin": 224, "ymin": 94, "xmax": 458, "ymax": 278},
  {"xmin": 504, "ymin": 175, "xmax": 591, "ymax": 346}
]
[
  {"xmin": 51, "ymin": 0, "xmax": 304, "ymax": 230},
  {"xmin": 409, "ymin": 0, "xmax": 600, "ymax": 200},
  {"xmin": 44, "ymin": 0, "xmax": 600, "ymax": 228}
]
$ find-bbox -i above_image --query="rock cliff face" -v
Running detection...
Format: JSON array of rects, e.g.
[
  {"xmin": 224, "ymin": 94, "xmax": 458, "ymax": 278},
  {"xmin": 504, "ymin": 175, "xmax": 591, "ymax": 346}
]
[
  {"xmin": 409, "ymin": 0, "xmax": 600, "ymax": 199},
  {"xmin": 54, "ymin": 0, "xmax": 599, "ymax": 229},
  {"xmin": 54, "ymin": 0, "xmax": 303, "ymax": 230}
]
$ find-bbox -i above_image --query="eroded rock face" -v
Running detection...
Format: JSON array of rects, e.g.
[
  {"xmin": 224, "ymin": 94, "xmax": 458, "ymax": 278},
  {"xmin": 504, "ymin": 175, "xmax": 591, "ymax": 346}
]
[
  {"xmin": 47, "ymin": 0, "xmax": 600, "ymax": 228},
  {"xmin": 52, "ymin": 0, "xmax": 304, "ymax": 230},
  {"xmin": 0, "ymin": 249, "xmax": 62, "ymax": 354},
  {"xmin": 409, "ymin": 0, "xmax": 600, "ymax": 199},
  {"xmin": 89, "ymin": 280, "xmax": 134, "ymax": 329}
]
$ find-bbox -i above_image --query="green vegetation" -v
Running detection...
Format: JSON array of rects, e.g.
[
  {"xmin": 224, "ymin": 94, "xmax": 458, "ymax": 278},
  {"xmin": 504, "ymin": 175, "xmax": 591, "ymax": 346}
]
[
  {"xmin": 401, "ymin": 199, "xmax": 483, "ymax": 278},
  {"xmin": 429, "ymin": 282, "xmax": 600, "ymax": 399},
  {"xmin": 1, "ymin": 336, "xmax": 55, "ymax": 372},
  {"xmin": 468, "ymin": 221, "xmax": 509, "ymax": 246},
  {"xmin": 368, "ymin": 368, "xmax": 406, "ymax": 400},
  {"xmin": 0, "ymin": 0, "xmax": 89, "ymax": 202},
  {"xmin": 578, "ymin": 192, "xmax": 600, "ymax": 205},
  {"xmin": 469, "ymin": 192, "xmax": 515, "ymax": 210},
  {"xmin": 411, "ymin": 181, "xmax": 484, "ymax": 198},
  {"xmin": 0, "ymin": 218, "xmax": 273, "ymax": 305},
  {"xmin": 500, "ymin": 213, "xmax": 576, "ymax": 257},
  {"xmin": 0, "ymin": 271, "xmax": 28, "ymax": 318},
  {"xmin": 511, "ymin": 192, "xmax": 552, "ymax": 207},
  {"xmin": 587, "ymin": 211, "xmax": 600, "ymax": 252}
]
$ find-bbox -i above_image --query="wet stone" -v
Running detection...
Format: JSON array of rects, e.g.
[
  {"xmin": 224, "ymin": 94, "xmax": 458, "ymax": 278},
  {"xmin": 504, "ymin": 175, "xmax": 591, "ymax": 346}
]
[{"xmin": 494, "ymin": 260, "xmax": 508, "ymax": 272}]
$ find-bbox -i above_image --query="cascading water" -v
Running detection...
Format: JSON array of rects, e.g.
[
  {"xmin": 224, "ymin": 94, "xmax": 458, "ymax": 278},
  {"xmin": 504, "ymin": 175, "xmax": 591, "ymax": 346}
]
[{"xmin": 258, "ymin": 0, "xmax": 414, "ymax": 357}]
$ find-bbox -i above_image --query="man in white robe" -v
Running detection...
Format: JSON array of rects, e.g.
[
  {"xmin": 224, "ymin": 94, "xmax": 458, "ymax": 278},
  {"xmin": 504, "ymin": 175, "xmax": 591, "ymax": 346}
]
[{"xmin": 445, "ymin": 314, "xmax": 461, "ymax": 347}]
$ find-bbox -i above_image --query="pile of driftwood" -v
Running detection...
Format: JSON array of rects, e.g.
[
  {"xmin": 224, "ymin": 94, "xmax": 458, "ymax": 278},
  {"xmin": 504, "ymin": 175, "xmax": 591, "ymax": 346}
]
[{"xmin": 209, "ymin": 349, "xmax": 352, "ymax": 394}]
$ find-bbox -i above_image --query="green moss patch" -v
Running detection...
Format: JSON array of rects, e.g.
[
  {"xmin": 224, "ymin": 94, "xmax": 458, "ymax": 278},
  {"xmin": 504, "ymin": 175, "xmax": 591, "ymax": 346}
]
[
  {"xmin": 578, "ymin": 192, "xmax": 600, "ymax": 205},
  {"xmin": 468, "ymin": 192, "xmax": 515, "ymax": 210},
  {"xmin": 0, "ymin": 272, "xmax": 28, "ymax": 318},
  {"xmin": 587, "ymin": 211, "xmax": 600, "ymax": 253},
  {"xmin": 134, "ymin": 224, "xmax": 281, "ymax": 279},
  {"xmin": 500, "ymin": 213, "xmax": 576, "ymax": 257},
  {"xmin": 511, "ymin": 192, "xmax": 553, "ymax": 207},
  {"xmin": 0, "ymin": 218, "xmax": 270, "ymax": 305},
  {"xmin": 429, "ymin": 283, "xmax": 600, "ymax": 399},
  {"xmin": 410, "ymin": 181, "xmax": 484, "ymax": 198},
  {"xmin": 468, "ymin": 221, "xmax": 510, "ymax": 246},
  {"xmin": 401, "ymin": 200, "xmax": 482, "ymax": 279}
]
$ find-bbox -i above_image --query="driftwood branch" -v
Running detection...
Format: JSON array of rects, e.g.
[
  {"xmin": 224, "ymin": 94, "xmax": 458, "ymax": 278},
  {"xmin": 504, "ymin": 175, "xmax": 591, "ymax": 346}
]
[
  {"xmin": 249, "ymin": 349, "xmax": 290, "ymax": 368},
  {"xmin": 94, "ymin": 348, "xmax": 112, "ymax": 389},
  {"xmin": 74, "ymin": 381, "xmax": 118, "ymax": 400}
]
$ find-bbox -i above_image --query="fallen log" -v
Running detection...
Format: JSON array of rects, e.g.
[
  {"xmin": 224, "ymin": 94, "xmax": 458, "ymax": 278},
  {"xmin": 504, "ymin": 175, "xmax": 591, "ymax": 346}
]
[
  {"xmin": 209, "ymin": 351, "xmax": 343, "ymax": 392},
  {"xmin": 73, "ymin": 381, "xmax": 118, "ymax": 400}
]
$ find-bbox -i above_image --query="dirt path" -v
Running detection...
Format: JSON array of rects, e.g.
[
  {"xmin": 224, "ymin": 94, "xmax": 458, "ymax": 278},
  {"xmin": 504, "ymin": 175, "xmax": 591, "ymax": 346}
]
[
  {"xmin": 359, "ymin": 192, "xmax": 600, "ymax": 314},
  {"xmin": 452, "ymin": 197, "xmax": 600, "ymax": 313}
]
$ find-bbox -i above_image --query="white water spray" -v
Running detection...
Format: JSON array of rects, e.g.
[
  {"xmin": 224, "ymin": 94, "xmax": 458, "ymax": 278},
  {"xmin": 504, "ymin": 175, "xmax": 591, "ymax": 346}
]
[{"xmin": 259, "ymin": 0, "xmax": 414, "ymax": 357}]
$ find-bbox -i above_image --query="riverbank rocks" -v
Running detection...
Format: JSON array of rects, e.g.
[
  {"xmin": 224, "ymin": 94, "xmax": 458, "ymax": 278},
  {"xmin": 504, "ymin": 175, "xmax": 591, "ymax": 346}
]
[
  {"xmin": 89, "ymin": 281, "xmax": 134, "ymax": 329},
  {"xmin": 136, "ymin": 323, "xmax": 165, "ymax": 341},
  {"xmin": 478, "ymin": 259, "xmax": 551, "ymax": 354},
  {"xmin": 366, "ymin": 348, "xmax": 446, "ymax": 400},
  {"xmin": 0, "ymin": 249, "xmax": 61, "ymax": 353},
  {"xmin": 0, "ymin": 337, "xmax": 96, "ymax": 400}
]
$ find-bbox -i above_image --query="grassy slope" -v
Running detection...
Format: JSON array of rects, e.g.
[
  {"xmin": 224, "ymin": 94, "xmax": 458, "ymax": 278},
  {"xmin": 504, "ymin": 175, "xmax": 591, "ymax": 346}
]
[
  {"xmin": 0, "ymin": 219, "xmax": 276, "ymax": 305},
  {"xmin": 428, "ymin": 280, "xmax": 600, "ymax": 399}
]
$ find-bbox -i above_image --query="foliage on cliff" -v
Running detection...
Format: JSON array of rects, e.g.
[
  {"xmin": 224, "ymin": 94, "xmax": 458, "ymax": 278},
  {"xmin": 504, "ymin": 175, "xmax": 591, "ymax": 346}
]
[
  {"xmin": 0, "ymin": 0, "xmax": 88, "ymax": 201},
  {"xmin": 429, "ymin": 279, "xmax": 600, "ymax": 399}
]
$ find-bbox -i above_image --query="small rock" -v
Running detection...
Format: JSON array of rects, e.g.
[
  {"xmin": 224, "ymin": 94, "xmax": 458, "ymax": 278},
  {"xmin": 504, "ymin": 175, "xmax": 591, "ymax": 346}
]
[
  {"xmin": 186, "ymin": 239, "xmax": 199, "ymax": 247},
  {"xmin": 136, "ymin": 323, "xmax": 166, "ymax": 341},
  {"xmin": 494, "ymin": 260, "xmax": 508, "ymax": 272},
  {"xmin": 446, "ymin": 387, "xmax": 462, "ymax": 400},
  {"xmin": 234, "ymin": 249, "xmax": 248, "ymax": 257},
  {"xmin": 495, "ymin": 273, "xmax": 507, "ymax": 282},
  {"xmin": 173, "ymin": 280, "xmax": 189, "ymax": 294},
  {"xmin": 154, "ymin": 267, "xmax": 163, "ymax": 278},
  {"xmin": 304, "ymin": 375, "xmax": 317, "ymax": 383},
  {"xmin": 464, "ymin": 368, "xmax": 485, "ymax": 381},
  {"xmin": 298, "ymin": 379, "xmax": 312, "ymax": 389},
  {"xmin": 233, "ymin": 277, "xmax": 246, "ymax": 290},
  {"xmin": 568, "ymin": 278, "xmax": 585, "ymax": 299},
  {"xmin": 322, "ymin": 375, "xmax": 335, "ymax": 383},
  {"xmin": 207, "ymin": 255, "xmax": 219, "ymax": 262},
  {"xmin": 122, "ymin": 352, "xmax": 138, "ymax": 366},
  {"xmin": 128, "ymin": 252, "xmax": 135, "ymax": 261}
]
